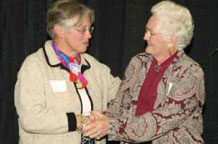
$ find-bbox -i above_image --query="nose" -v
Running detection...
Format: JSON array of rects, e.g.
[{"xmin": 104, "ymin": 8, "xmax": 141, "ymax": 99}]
[
  {"xmin": 144, "ymin": 31, "xmax": 149, "ymax": 41},
  {"xmin": 85, "ymin": 31, "xmax": 92, "ymax": 39}
]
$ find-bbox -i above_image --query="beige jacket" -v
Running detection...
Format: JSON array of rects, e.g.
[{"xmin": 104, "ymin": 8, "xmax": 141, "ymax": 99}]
[{"xmin": 14, "ymin": 41, "xmax": 121, "ymax": 144}]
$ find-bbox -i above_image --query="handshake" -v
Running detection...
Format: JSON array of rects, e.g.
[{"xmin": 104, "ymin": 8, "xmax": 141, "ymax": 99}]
[{"xmin": 77, "ymin": 111, "xmax": 110, "ymax": 140}]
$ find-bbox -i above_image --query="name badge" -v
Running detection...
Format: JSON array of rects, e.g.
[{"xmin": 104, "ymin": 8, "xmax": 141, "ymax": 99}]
[{"xmin": 50, "ymin": 80, "xmax": 67, "ymax": 92}]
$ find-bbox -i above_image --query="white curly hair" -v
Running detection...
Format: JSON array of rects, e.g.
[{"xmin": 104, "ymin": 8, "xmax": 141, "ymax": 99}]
[{"xmin": 151, "ymin": 0, "xmax": 194, "ymax": 50}]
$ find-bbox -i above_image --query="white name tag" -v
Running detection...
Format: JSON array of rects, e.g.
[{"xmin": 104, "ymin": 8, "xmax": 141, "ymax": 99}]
[
  {"xmin": 167, "ymin": 82, "xmax": 173, "ymax": 96},
  {"xmin": 50, "ymin": 80, "xmax": 67, "ymax": 92}
]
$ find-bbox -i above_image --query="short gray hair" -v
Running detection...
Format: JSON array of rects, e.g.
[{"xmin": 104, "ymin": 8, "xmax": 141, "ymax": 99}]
[
  {"xmin": 151, "ymin": 1, "xmax": 194, "ymax": 50},
  {"xmin": 46, "ymin": 0, "xmax": 95, "ymax": 39}
]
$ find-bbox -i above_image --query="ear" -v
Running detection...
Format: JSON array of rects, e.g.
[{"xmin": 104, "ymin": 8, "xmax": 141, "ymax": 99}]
[
  {"xmin": 168, "ymin": 37, "xmax": 178, "ymax": 55},
  {"xmin": 168, "ymin": 37, "xmax": 177, "ymax": 48},
  {"xmin": 53, "ymin": 25, "xmax": 64, "ymax": 38}
]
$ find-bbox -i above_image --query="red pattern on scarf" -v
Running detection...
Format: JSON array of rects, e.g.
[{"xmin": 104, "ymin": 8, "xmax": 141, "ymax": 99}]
[
  {"xmin": 69, "ymin": 55, "xmax": 80, "ymax": 83},
  {"xmin": 135, "ymin": 53, "xmax": 177, "ymax": 116}
]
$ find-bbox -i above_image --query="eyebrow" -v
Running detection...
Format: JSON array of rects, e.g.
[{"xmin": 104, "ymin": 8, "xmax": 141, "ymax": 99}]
[
  {"xmin": 145, "ymin": 26, "xmax": 151, "ymax": 31},
  {"xmin": 145, "ymin": 27, "xmax": 151, "ymax": 33}
]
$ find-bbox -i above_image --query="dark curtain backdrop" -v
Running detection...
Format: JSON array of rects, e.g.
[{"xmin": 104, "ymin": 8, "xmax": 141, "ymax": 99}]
[{"xmin": 1, "ymin": 0, "xmax": 218, "ymax": 144}]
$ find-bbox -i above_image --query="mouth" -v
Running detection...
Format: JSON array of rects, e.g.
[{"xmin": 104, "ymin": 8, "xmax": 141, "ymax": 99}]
[
  {"xmin": 146, "ymin": 41, "xmax": 151, "ymax": 46},
  {"xmin": 83, "ymin": 42, "xmax": 89, "ymax": 47},
  {"xmin": 147, "ymin": 44, "xmax": 152, "ymax": 47}
]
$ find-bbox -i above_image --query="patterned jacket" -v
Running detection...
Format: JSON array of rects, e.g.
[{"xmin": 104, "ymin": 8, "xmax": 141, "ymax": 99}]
[{"xmin": 105, "ymin": 51, "xmax": 205, "ymax": 144}]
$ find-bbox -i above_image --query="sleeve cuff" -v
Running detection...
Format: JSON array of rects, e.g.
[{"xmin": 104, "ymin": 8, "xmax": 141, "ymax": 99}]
[{"xmin": 67, "ymin": 112, "xmax": 77, "ymax": 131}]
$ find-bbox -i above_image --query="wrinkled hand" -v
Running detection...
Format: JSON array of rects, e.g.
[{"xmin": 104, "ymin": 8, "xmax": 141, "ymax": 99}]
[{"xmin": 82, "ymin": 111, "xmax": 109, "ymax": 140}]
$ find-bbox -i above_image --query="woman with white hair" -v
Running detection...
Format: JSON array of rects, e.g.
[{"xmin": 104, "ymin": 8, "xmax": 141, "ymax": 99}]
[{"xmin": 83, "ymin": 1, "xmax": 205, "ymax": 144}]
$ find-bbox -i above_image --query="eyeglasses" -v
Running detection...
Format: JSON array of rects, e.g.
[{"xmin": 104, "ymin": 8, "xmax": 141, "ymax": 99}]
[
  {"xmin": 73, "ymin": 26, "xmax": 94, "ymax": 34},
  {"xmin": 145, "ymin": 29, "xmax": 161, "ymax": 37}
]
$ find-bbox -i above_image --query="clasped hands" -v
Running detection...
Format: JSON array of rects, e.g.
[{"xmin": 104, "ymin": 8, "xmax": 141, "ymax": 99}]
[{"xmin": 81, "ymin": 111, "xmax": 110, "ymax": 140}]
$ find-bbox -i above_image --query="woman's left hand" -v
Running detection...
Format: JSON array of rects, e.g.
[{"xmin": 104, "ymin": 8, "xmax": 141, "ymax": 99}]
[{"xmin": 82, "ymin": 111, "xmax": 109, "ymax": 139}]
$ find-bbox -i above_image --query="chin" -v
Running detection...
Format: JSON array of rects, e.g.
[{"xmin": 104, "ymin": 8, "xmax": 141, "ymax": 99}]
[
  {"xmin": 80, "ymin": 47, "xmax": 88, "ymax": 53},
  {"xmin": 145, "ymin": 47, "xmax": 152, "ymax": 54}
]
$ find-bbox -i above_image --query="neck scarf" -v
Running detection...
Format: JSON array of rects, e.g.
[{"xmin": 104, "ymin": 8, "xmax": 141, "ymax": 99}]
[
  {"xmin": 135, "ymin": 53, "xmax": 177, "ymax": 116},
  {"xmin": 52, "ymin": 41, "xmax": 88, "ymax": 89}
]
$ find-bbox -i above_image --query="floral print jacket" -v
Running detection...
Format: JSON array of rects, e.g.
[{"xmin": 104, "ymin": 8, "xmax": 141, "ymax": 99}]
[{"xmin": 105, "ymin": 51, "xmax": 205, "ymax": 144}]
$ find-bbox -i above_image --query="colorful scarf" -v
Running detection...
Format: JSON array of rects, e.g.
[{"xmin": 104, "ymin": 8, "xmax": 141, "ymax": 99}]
[{"xmin": 52, "ymin": 41, "xmax": 88, "ymax": 89}]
